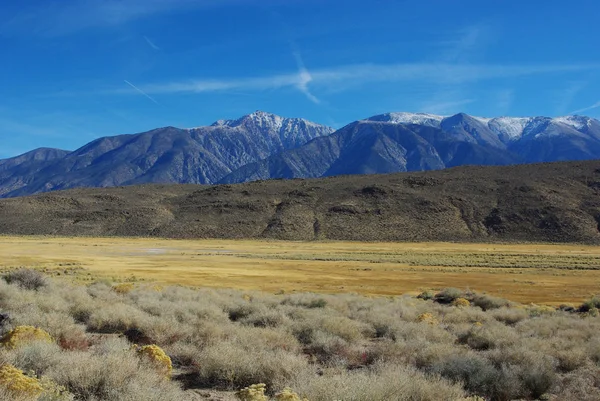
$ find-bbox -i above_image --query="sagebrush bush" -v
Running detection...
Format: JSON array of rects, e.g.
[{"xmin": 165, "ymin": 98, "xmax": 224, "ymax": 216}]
[
  {"xmin": 434, "ymin": 288, "xmax": 463, "ymax": 304},
  {"xmin": 4, "ymin": 269, "xmax": 47, "ymax": 291}
]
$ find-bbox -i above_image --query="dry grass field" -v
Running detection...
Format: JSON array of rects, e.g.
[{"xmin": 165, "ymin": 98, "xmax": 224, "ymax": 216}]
[{"xmin": 2, "ymin": 236, "xmax": 600, "ymax": 305}]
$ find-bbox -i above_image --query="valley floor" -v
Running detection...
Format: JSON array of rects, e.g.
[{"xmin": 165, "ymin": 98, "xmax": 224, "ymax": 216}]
[{"xmin": 2, "ymin": 236, "xmax": 600, "ymax": 305}]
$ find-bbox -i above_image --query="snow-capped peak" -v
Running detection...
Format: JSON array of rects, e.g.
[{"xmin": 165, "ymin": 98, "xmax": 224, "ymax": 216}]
[
  {"xmin": 553, "ymin": 115, "xmax": 590, "ymax": 130},
  {"xmin": 487, "ymin": 117, "xmax": 532, "ymax": 140},
  {"xmin": 365, "ymin": 112, "xmax": 444, "ymax": 127},
  {"xmin": 211, "ymin": 111, "xmax": 284, "ymax": 130}
]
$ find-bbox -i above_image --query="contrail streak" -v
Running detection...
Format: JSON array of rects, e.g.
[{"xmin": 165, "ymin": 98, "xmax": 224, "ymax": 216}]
[{"xmin": 124, "ymin": 80, "xmax": 159, "ymax": 104}]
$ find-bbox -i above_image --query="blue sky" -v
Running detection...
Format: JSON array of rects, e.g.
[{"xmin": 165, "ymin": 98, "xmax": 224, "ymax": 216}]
[{"xmin": 2, "ymin": 0, "xmax": 600, "ymax": 158}]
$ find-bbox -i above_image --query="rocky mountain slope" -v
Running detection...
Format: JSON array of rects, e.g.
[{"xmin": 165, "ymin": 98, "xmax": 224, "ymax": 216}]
[
  {"xmin": 0, "ymin": 148, "xmax": 71, "ymax": 196},
  {"xmin": 220, "ymin": 113, "xmax": 600, "ymax": 183},
  {"xmin": 0, "ymin": 112, "xmax": 333, "ymax": 197},
  {"xmin": 0, "ymin": 160, "xmax": 599, "ymax": 243}
]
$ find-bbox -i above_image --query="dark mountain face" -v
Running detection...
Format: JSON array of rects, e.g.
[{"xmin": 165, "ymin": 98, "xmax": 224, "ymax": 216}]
[
  {"xmin": 0, "ymin": 148, "xmax": 71, "ymax": 197},
  {"xmin": 0, "ymin": 148, "xmax": 70, "ymax": 169},
  {"xmin": 0, "ymin": 112, "xmax": 334, "ymax": 197},
  {"xmin": 220, "ymin": 113, "xmax": 600, "ymax": 183}
]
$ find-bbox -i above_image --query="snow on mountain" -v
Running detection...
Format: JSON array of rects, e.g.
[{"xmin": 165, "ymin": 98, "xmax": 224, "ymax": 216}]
[
  {"xmin": 487, "ymin": 117, "xmax": 531, "ymax": 140},
  {"xmin": 365, "ymin": 112, "xmax": 445, "ymax": 127},
  {"xmin": 211, "ymin": 111, "xmax": 284, "ymax": 130},
  {"xmin": 553, "ymin": 116, "xmax": 590, "ymax": 130},
  {"xmin": 371, "ymin": 112, "xmax": 599, "ymax": 143}
]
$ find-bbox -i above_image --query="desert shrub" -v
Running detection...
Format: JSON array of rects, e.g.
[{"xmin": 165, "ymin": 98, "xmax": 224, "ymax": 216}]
[
  {"xmin": 287, "ymin": 363, "xmax": 465, "ymax": 401},
  {"xmin": 587, "ymin": 338, "xmax": 600, "ymax": 365},
  {"xmin": 485, "ymin": 347, "xmax": 557, "ymax": 399},
  {"xmin": 236, "ymin": 383, "xmax": 268, "ymax": 401},
  {"xmin": 431, "ymin": 353, "xmax": 498, "ymax": 396},
  {"xmin": 86, "ymin": 303, "xmax": 148, "ymax": 333},
  {"xmin": 281, "ymin": 294, "xmax": 328, "ymax": 309},
  {"xmin": 240, "ymin": 308, "xmax": 287, "ymax": 328},
  {"xmin": 227, "ymin": 303, "xmax": 259, "ymax": 322},
  {"xmin": 519, "ymin": 359, "xmax": 556, "ymax": 399},
  {"xmin": 4, "ymin": 269, "xmax": 47, "ymax": 291},
  {"xmin": 112, "ymin": 283, "xmax": 134, "ymax": 295},
  {"xmin": 4, "ymin": 341, "xmax": 61, "ymax": 377},
  {"xmin": 489, "ymin": 307, "xmax": 528, "ymax": 325},
  {"xmin": 137, "ymin": 345, "xmax": 173, "ymax": 378},
  {"xmin": 416, "ymin": 312, "xmax": 438, "ymax": 324},
  {"xmin": 275, "ymin": 387, "xmax": 308, "ymax": 401},
  {"xmin": 319, "ymin": 316, "xmax": 365, "ymax": 342},
  {"xmin": 470, "ymin": 293, "xmax": 511, "ymax": 311},
  {"xmin": 553, "ymin": 347, "xmax": 587, "ymax": 372},
  {"xmin": 193, "ymin": 341, "xmax": 309, "ymax": 389},
  {"xmin": 579, "ymin": 296, "xmax": 600, "ymax": 312},
  {"xmin": 452, "ymin": 297, "xmax": 471, "ymax": 308},
  {"xmin": 457, "ymin": 323, "xmax": 518, "ymax": 351},
  {"xmin": 15, "ymin": 310, "xmax": 86, "ymax": 350},
  {"xmin": 550, "ymin": 364, "xmax": 600, "ymax": 401},
  {"xmin": 416, "ymin": 291, "xmax": 434, "ymax": 300},
  {"xmin": 434, "ymin": 288, "xmax": 463, "ymax": 304},
  {"xmin": 0, "ymin": 364, "xmax": 43, "ymax": 399},
  {"xmin": 44, "ymin": 338, "xmax": 186, "ymax": 400},
  {"xmin": 1, "ymin": 326, "xmax": 53, "ymax": 349}
]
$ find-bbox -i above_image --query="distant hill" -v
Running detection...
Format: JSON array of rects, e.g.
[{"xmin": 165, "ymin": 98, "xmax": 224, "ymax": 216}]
[
  {"xmin": 0, "ymin": 160, "xmax": 599, "ymax": 244},
  {"xmin": 0, "ymin": 111, "xmax": 333, "ymax": 197}
]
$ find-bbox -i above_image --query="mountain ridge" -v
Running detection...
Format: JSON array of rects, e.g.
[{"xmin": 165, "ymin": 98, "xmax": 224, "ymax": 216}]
[
  {"xmin": 2, "ymin": 111, "xmax": 600, "ymax": 197},
  {"xmin": 0, "ymin": 111, "xmax": 334, "ymax": 197},
  {"xmin": 220, "ymin": 112, "xmax": 600, "ymax": 183}
]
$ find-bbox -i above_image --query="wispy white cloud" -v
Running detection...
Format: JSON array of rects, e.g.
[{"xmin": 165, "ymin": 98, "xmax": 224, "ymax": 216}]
[
  {"xmin": 570, "ymin": 100, "xmax": 600, "ymax": 115},
  {"xmin": 124, "ymin": 80, "xmax": 160, "ymax": 104},
  {"xmin": 292, "ymin": 51, "xmax": 320, "ymax": 104},
  {"xmin": 143, "ymin": 35, "xmax": 160, "ymax": 51},
  {"xmin": 114, "ymin": 62, "xmax": 597, "ymax": 97}
]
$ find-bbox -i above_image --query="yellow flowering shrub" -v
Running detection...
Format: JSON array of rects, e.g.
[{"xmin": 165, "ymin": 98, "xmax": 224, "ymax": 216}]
[
  {"xmin": 275, "ymin": 387, "xmax": 309, "ymax": 401},
  {"xmin": 1, "ymin": 326, "xmax": 52, "ymax": 349},
  {"xmin": 137, "ymin": 345, "xmax": 173, "ymax": 378},
  {"xmin": 416, "ymin": 313, "xmax": 438, "ymax": 325},
  {"xmin": 236, "ymin": 383, "xmax": 268, "ymax": 401},
  {"xmin": 112, "ymin": 283, "xmax": 134, "ymax": 294},
  {"xmin": 38, "ymin": 376, "xmax": 74, "ymax": 401},
  {"xmin": 0, "ymin": 364, "xmax": 43, "ymax": 399},
  {"xmin": 452, "ymin": 297, "xmax": 471, "ymax": 308}
]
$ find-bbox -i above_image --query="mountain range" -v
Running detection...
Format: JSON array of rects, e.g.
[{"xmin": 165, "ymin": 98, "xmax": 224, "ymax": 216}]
[{"xmin": 1, "ymin": 111, "xmax": 600, "ymax": 197}]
